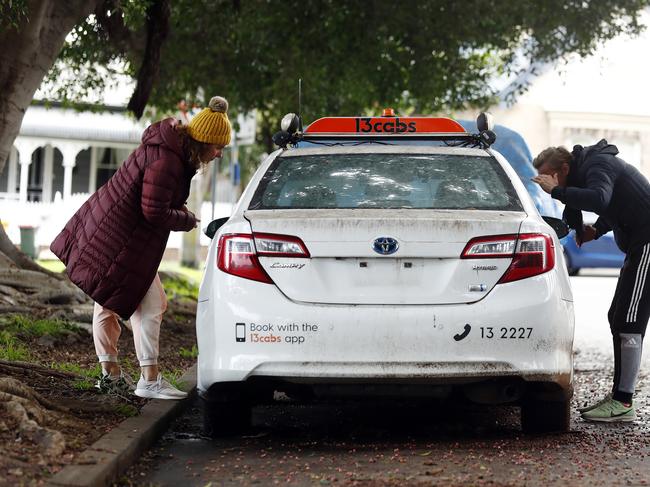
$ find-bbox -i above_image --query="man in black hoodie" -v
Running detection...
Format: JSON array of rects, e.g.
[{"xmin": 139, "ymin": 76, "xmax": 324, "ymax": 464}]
[{"xmin": 532, "ymin": 139, "xmax": 650, "ymax": 423}]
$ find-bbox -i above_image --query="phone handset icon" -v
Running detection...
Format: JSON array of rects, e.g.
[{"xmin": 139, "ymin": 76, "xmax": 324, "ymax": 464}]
[{"xmin": 453, "ymin": 324, "xmax": 471, "ymax": 342}]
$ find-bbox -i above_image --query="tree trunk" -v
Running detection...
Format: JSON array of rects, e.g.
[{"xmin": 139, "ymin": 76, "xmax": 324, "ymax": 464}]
[
  {"xmin": 0, "ymin": 0, "xmax": 102, "ymax": 172},
  {"xmin": 0, "ymin": 223, "xmax": 63, "ymax": 277},
  {"xmin": 259, "ymin": 112, "xmax": 275, "ymax": 155}
]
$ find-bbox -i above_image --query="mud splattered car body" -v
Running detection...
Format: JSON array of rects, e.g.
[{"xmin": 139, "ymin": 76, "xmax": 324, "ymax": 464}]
[{"xmin": 197, "ymin": 113, "xmax": 575, "ymax": 434}]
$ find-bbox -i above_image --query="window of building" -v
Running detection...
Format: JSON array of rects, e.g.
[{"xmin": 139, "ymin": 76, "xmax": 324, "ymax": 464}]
[
  {"xmin": 96, "ymin": 149, "xmax": 120, "ymax": 189},
  {"xmin": 28, "ymin": 148, "xmax": 44, "ymax": 202}
]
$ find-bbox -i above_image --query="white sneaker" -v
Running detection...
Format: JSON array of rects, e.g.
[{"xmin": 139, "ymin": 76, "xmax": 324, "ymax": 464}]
[{"xmin": 134, "ymin": 373, "xmax": 188, "ymax": 400}]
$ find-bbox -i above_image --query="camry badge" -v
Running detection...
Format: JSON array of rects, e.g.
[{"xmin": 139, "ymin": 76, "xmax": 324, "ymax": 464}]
[
  {"xmin": 373, "ymin": 237, "xmax": 399, "ymax": 255},
  {"xmin": 472, "ymin": 264, "xmax": 497, "ymax": 271}
]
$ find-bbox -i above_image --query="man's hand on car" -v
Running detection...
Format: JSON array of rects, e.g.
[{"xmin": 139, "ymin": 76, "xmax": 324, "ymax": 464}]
[{"xmin": 577, "ymin": 224, "xmax": 597, "ymax": 247}]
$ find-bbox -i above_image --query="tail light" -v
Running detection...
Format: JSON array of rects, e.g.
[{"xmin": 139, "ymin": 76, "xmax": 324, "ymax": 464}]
[
  {"xmin": 217, "ymin": 233, "xmax": 310, "ymax": 283},
  {"xmin": 253, "ymin": 233, "xmax": 311, "ymax": 258},
  {"xmin": 461, "ymin": 233, "xmax": 555, "ymax": 283}
]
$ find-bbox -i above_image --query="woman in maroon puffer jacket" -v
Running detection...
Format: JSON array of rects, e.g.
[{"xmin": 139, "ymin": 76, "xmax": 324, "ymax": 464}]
[{"xmin": 51, "ymin": 96, "xmax": 231, "ymax": 400}]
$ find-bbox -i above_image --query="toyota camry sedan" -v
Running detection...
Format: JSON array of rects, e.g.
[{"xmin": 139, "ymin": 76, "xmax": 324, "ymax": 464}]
[{"xmin": 196, "ymin": 112, "xmax": 574, "ymax": 435}]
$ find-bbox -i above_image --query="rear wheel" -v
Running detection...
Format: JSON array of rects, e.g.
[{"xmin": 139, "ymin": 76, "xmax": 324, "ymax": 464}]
[
  {"xmin": 200, "ymin": 394, "xmax": 252, "ymax": 437},
  {"xmin": 521, "ymin": 398, "xmax": 570, "ymax": 434}
]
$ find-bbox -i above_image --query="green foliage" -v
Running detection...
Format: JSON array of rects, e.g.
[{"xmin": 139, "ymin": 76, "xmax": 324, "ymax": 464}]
[
  {"xmin": 0, "ymin": 331, "xmax": 31, "ymax": 361},
  {"xmin": 158, "ymin": 261, "xmax": 203, "ymax": 284},
  {"xmin": 151, "ymin": 0, "xmax": 649, "ymax": 123},
  {"xmin": 72, "ymin": 379, "xmax": 95, "ymax": 391},
  {"xmin": 50, "ymin": 362, "xmax": 102, "ymax": 390},
  {"xmin": 179, "ymin": 345, "xmax": 198, "ymax": 359},
  {"xmin": 36, "ymin": 259, "xmax": 65, "ymax": 273},
  {"xmin": 161, "ymin": 273, "xmax": 199, "ymax": 301},
  {"xmin": 42, "ymin": 0, "xmax": 152, "ymax": 104},
  {"xmin": 48, "ymin": 0, "xmax": 650, "ymax": 123},
  {"xmin": 0, "ymin": 0, "xmax": 28, "ymax": 32},
  {"xmin": 163, "ymin": 369, "xmax": 185, "ymax": 390},
  {"xmin": 51, "ymin": 361, "xmax": 103, "ymax": 378},
  {"xmin": 36, "ymin": 0, "xmax": 650, "ymax": 189},
  {"xmin": 114, "ymin": 403, "xmax": 138, "ymax": 417},
  {"xmin": 120, "ymin": 0, "xmax": 153, "ymax": 30},
  {"xmin": 0, "ymin": 314, "xmax": 81, "ymax": 338}
]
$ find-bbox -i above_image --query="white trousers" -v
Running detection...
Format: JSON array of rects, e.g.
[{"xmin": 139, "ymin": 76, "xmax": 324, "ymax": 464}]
[{"xmin": 93, "ymin": 274, "xmax": 167, "ymax": 367}]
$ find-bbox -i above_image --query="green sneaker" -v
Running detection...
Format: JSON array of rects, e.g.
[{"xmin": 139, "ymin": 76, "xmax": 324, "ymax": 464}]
[
  {"xmin": 578, "ymin": 393, "xmax": 612, "ymax": 413},
  {"xmin": 581, "ymin": 398, "xmax": 636, "ymax": 422},
  {"xmin": 95, "ymin": 371, "xmax": 135, "ymax": 398}
]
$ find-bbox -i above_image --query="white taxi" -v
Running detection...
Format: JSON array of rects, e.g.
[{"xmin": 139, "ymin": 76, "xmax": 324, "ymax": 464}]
[{"xmin": 197, "ymin": 111, "xmax": 574, "ymax": 435}]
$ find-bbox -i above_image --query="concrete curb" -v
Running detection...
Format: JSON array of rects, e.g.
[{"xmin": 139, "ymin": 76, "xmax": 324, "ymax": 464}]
[{"xmin": 46, "ymin": 364, "xmax": 197, "ymax": 487}]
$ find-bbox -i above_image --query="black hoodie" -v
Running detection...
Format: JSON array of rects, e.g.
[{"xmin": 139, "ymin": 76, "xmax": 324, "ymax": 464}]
[{"xmin": 551, "ymin": 139, "xmax": 650, "ymax": 253}]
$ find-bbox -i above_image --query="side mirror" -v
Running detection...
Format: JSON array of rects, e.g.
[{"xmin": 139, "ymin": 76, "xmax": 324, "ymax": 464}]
[
  {"xmin": 542, "ymin": 216, "xmax": 569, "ymax": 239},
  {"xmin": 204, "ymin": 217, "xmax": 229, "ymax": 239}
]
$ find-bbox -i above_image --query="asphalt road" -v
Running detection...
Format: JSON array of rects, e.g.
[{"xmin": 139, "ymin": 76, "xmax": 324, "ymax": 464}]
[{"xmin": 123, "ymin": 271, "xmax": 650, "ymax": 486}]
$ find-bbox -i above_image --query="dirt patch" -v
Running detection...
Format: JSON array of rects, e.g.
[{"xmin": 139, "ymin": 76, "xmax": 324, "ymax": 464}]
[{"xmin": 0, "ymin": 292, "xmax": 197, "ymax": 486}]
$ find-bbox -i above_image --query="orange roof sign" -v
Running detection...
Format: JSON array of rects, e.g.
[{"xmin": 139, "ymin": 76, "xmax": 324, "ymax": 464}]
[{"xmin": 305, "ymin": 116, "xmax": 467, "ymax": 135}]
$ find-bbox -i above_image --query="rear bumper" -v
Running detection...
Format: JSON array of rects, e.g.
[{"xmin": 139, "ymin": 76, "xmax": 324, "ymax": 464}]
[{"xmin": 196, "ymin": 270, "xmax": 574, "ymax": 395}]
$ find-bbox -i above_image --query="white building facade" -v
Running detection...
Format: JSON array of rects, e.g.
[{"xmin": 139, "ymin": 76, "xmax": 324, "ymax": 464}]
[{"xmin": 1, "ymin": 104, "xmax": 143, "ymax": 204}]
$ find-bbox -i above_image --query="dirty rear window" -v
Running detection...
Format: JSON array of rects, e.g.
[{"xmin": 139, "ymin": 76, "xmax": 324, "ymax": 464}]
[{"xmin": 248, "ymin": 153, "xmax": 522, "ymax": 211}]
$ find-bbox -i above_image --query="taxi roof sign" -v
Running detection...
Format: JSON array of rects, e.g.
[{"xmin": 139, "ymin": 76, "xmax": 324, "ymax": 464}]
[
  {"xmin": 305, "ymin": 116, "xmax": 467, "ymax": 135},
  {"xmin": 271, "ymin": 111, "xmax": 496, "ymax": 148}
]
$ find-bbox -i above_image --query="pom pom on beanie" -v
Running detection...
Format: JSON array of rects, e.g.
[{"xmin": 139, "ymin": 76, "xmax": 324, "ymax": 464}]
[
  {"xmin": 208, "ymin": 96, "xmax": 228, "ymax": 113},
  {"xmin": 187, "ymin": 96, "xmax": 232, "ymax": 145}
]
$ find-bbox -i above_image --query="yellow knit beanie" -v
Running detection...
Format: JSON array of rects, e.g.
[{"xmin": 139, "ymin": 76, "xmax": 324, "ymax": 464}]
[{"xmin": 187, "ymin": 96, "xmax": 232, "ymax": 146}]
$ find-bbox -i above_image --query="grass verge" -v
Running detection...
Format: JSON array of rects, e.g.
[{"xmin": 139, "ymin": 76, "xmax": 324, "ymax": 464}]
[
  {"xmin": 0, "ymin": 332, "xmax": 31, "ymax": 361},
  {"xmin": 161, "ymin": 273, "xmax": 199, "ymax": 300},
  {"xmin": 37, "ymin": 259, "xmax": 204, "ymax": 298},
  {"xmin": 179, "ymin": 345, "xmax": 198, "ymax": 359},
  {"xmin": 163, "ymin": 369, "xmax": 187, "ymax": 390},
  {"xmin": 0, "ymin": 314, "xmax": 81, "ymax": 338},
  {"xmin": 50, "ymin": 362, "xmax": 103, "ymax": 390}
]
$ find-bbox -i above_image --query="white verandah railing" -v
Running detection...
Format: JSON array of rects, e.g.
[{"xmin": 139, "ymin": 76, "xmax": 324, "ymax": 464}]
[{"xmin": 0, "ymin": 193, "xmax": 233, "ymax": 258}]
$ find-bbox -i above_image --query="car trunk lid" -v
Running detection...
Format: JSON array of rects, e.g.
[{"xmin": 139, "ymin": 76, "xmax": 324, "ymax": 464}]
[{"xmin": 245, "ymin": 209, "xmax": 525, "ymax": 305}]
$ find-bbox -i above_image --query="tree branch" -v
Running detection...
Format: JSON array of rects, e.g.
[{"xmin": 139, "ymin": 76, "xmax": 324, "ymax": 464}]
[
  {"xmin": 127, "ymin": 0, "xmax": 171, "ymax": 119},
  {"xmin": 93, "ymin": 0, "xmax": 142, "ymax": 54}
]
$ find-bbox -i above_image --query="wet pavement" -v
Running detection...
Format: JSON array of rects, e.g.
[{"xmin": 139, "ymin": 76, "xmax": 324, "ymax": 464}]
[{"xmin": 122, "ymin": 271, "xmax": 650, "ymax": 486}]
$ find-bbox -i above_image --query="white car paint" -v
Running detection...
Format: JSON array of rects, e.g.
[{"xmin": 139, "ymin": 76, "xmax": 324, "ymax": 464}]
[{"xmin": 196, "ymin": 145, "xmax": 575, "ymax": 400}]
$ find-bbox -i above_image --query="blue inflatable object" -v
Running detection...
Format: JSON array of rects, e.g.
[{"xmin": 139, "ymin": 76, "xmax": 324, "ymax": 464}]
[{"xmin": 458, "ymin": 120, "xmax": 560, "ymax": 218}]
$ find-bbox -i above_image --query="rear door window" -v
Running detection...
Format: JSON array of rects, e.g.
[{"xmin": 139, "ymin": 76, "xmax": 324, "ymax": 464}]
[{"xmin": 249, "ymin": 153, "xmax": 522, "ymax": 211}]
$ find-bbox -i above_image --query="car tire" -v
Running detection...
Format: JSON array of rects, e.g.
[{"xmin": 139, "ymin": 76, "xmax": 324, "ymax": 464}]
[
  {"xmin": 563, "ymin": 249, "xmax": 580, "ymax": 276},
  {"xmin": 200, "ymin": 395, "xmax": 251, "ymax": 437},
  {"xmin": 520, "ymin": 398, "xmax": 570, "ymax": 434}
]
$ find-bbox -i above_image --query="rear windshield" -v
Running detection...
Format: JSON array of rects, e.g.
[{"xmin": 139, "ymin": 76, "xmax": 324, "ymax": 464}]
[{"xmin": 249, "ymin": 153, "xmax": 522, "ymax": 211}]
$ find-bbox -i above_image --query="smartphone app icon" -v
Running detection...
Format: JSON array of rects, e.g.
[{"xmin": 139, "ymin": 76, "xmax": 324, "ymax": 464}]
[{"xmin": 236, "ymin": 323, "xmax": 246, "ymax": 342}]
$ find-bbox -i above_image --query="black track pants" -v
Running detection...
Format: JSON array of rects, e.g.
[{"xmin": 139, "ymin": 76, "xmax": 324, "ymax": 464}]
[{"xmin": 607, "ymin": 242, "xmax": 650, "ymax": 403}]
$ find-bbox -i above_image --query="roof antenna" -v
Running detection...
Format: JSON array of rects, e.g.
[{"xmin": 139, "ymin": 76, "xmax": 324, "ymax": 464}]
[{"xmin": 298, "ymin": 78, "xmax": 303, "ymax": 132}]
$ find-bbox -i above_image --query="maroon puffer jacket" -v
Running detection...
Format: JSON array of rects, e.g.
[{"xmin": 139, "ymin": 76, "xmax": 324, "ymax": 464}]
[{"xmin": 51, "ymin": 118, "xmax": 197, "ymax": 319}]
